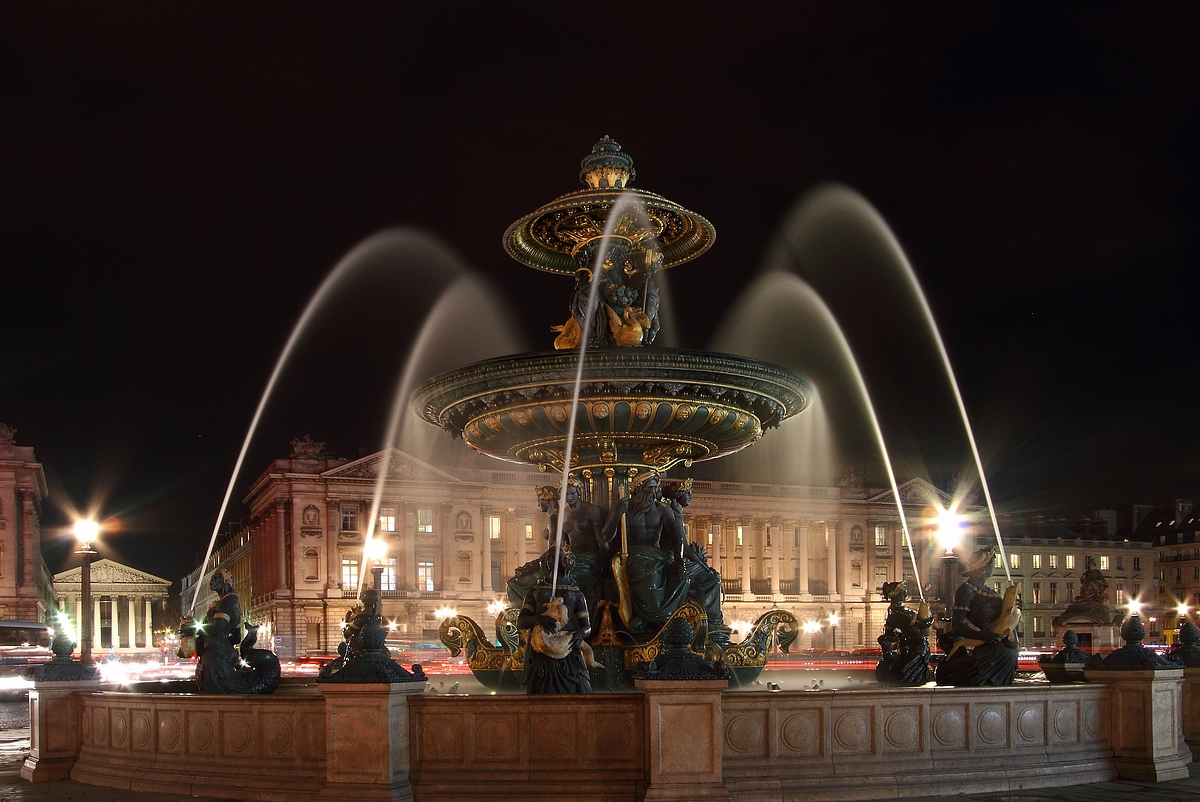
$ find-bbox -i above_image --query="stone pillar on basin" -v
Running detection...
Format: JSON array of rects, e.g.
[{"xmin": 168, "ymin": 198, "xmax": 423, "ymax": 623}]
[
  {"xmin": 22, "ymin": 679, "xmax": 101, "ymax": 782},
  {"xmin": 317, "ymin": 681, "xmax": 426, "ymax": 802},
  {"xmin": 1085, "ymin": 614, "xmax": 1192, "ymax": 781}
]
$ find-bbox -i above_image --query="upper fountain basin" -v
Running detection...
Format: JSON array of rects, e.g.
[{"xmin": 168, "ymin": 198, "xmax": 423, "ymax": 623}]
[{"xmin": 412, "ymin": 348, "xmax": 813, "ymax": 475}]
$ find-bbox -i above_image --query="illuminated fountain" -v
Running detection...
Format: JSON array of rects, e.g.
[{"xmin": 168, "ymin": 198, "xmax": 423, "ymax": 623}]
[{"xmin": 414, "ymin": 138, "xmax": 810, "ymax": 688}]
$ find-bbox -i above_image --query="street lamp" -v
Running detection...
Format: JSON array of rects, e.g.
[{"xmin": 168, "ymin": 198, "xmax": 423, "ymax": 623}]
[
  {"xmin": 365, "ymin": 539, "xmax": 388, "ymax": 592},
  {"xmin": 828, "ymin": 613, "xmax": 840, "ymax": 650},
  {"xmin": 73, "ymin": 519, "xmax": 100, "ymax": 666}
]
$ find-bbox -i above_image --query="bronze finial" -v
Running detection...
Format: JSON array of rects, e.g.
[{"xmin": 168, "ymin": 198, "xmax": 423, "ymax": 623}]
[{"xmin": 579, "ymin": 136, "xmax": 636, "ymax": 189}]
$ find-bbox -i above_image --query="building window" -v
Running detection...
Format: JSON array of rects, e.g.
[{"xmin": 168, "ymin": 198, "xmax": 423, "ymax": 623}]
[
  {"xmin": 766, "ymin": 525, "xmax": 772, "ymax": 547},
  {"xmin": 1049, "ymin": 583, "xmax": 1058, "ymax": 604},
  {"xmin": 488, "ymin": 516, "xmax": 501, "ymax": 539},
  {"xmin": 736, "ymin": 525, "xmax": 743, "ymax": 546},
  {"xmin": 1032, "ymin": 554, "xmax": 1042, "ymax": 569},
  {"xmin": 417, "ymin": 559, "xmax": 436, "ymax": 592},
  {"xmin": 1134, "ymin": 557, "xmax": 1141, "ymax": 571},
  {"xmin": 1049, "ymin": 554, "xmax": 1058, "ymax": 569},
  {"xmin": 380, "ymin": 557, "xmax": 398, "ymax": 591},
  {"xmin": 1116, "ymin": 556, "xmax": 1124, "ymax": 570},
  {"xmin": 417, "ymin": 508, "xmax": 434, "ymax": 533},
  {"xmin": 1193, "ymin": 567, "xmax": 1199, "ymax": 582},
  {"xmin": 1116, "ymin": 585, "xmax": 1125, "ymax": 604},
  {"xmin": 1033, "ymin": 583, "xmax": 1041, "ymax": 604},
  {"xmin": 1067, "ymin": 582, "xmax": 1074, "ymax": 599},
  {"xmin": 1099, "ymin": 555, "xmax": 1109, "ymax": 571},
  {"xmin": 875, "ymin": 565, "xmax": 888, "ymax": 589},
  {"xmin": 525, "ymin": 518, "xmax": 534, "ymax": 539},
  {"xmin": 992, "ymin": 553, "xmax": 1002, "ymax": 568},
  {"xmin": 1009, "ymin": 553, "xmax": 1020, "ymax": 570},
  {"xmin": 379, "ymin": 507, "xmax": 396, "ymax": 533},
  {"xmin": 874, "ymin": 525, "xmax": 887, "ymax": 547},
  {"xmin": 794, "ymin": 527, "xmax": 800, "ymax": 548},
  {"xmin": 709, "ymin": 524, "xmax": 715, "ymax": 546},
  {"xmin": 1032, "ymin": 616, "xmax": 1044, "ymax": 635},
  {"xmin": 1176, "ymin": 568, "xmax": 1183, "ymax": 583},
  {"xmin": 341, "ymin": 505, "xmax": 358, "ymax": 531},
  {"xmin": 1065, "ymin": 555, "xmax": 1076, "ymax": 570},
  {"xmin": 341, "ymin": 557, "xmax": 359, "ymax": 590}
]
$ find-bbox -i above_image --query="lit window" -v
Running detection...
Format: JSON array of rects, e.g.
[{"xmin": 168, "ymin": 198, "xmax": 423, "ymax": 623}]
[
  {"xmin": 1033, "ymin": 616, "xmax": 1044, "ymax": 634},
  {"xmin": 1032, "ymin": 554, "xmax": 1042, "ymax": 569},
  {"xmin": 1049, "ymin": 583, "xmax": 1058, "ymax": 604},
  {"xmin": 993, "ymin": 553, "xmax": 1002, "ymax": 568},
  {"xmin": 417, "ymin": 559, "xmax": 435, "ymax": 592},
  {"xmin": 380, "ymin": 557, "xmax": 397, "ymax": 591},
  {"xmin": 1065, "ymin": 555, "xmax": 1076, "ymax": 569},
  {"xmin": 379, "ymin": 507, "xmax": 396, "ymax": 533},
  {"xmin": 1116, "ymin": 586, "xmax": 1125, "ymax": 604},
  {"xmin": 488, "ymin": 516, "xmax": 501, "ymax": 539},
  {"xmin": 525, "ymin": 518, "xmax": 534, "ymax": 540},
  {"xmin": 1048, "ymin": 554, "xmax": 1058, "ymax": 569},
  {"xmin": 1099, "ymin": 555, "xmax": 1109, "ymax": 571},
  {"xmin": 736, "ymin": 525, "xmax": 743, "ymax": 546},
  {"xmin": 1009, "ymin": 553, "xmax": 1020, "ymax": 570},
  {"xmin": 417, "ymin": 508, "xmax": 434, "ymax": 533},
  {"xmin": 341, "ymin": 557, "xmax": 359, "ymax": 590},
  {"xmin": 708, "ymin": 523, "xmax": 714, "ymax": 545},
  {"xmin": 875, "ymin": 565, "xmax": 888, "ymax": 589},
  {"xmin": 341, "ymin": 505, "xmax": 358, "ymax": 531},
  {"xmin": 766, "ymin": 525, "xmax": 772, "ymax": 547},
  {"xmin": 874, "ymin": 525, "xmax": 887, "ymax": 547},
  {"xmin": 1033, "ymin": 583, "xmax": 1041, "ymax": 604}
]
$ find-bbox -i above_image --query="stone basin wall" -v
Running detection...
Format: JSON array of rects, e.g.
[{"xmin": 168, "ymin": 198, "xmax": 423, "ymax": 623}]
[{"xmin": 22, "ymin": 672, "xmax": 1195, "ymax": 802}]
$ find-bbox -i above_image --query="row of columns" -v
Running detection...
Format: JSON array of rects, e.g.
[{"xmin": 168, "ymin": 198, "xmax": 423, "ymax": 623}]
[
  {"xmin": 64, "ymin": 596, "xmax": 154, "ymax": 650},
  {"xmin": 699, "ymin": 516, "xmax": 843, "ymax": 600}
]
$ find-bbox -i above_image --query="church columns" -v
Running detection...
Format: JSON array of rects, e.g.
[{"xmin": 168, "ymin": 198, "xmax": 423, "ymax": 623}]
[
  {"xmin": 92, "ymin": 596, "xmax": 101, "ymax": 648},
  {"xmin": 145, "ymin": 598, "xmax": 153, "ymax": 648},
  {"xmin": 798, "ymin": 519, "xmax": 811, "ymax": 599},
  {"xmin": 480, "ymin": 505, "xmax": 493, "ymax": 593},
  {"xmin": 828, "ymin": 519, "xmax": 840, "ymax": 601},
  {"xmin": 127, "ymin": 597, "xmax": 136, "ymax": 648},
  {"xmin": 740, "ymin": 516, "xmax": 753, "ymax": 598},
  {"xmin": 516, "ymin": 507, "xmax": 528, "ymax": 566},
  {"xmin": 771, "ymin": 516, "xmax": 782, "ymax": 597},
  {"xmin": 709, "ymin": 515, "xmax": 722, "ymax": 578},
  {"xmin": 403, "ymin": 502, "xmax": 417, "ymax": 592}
]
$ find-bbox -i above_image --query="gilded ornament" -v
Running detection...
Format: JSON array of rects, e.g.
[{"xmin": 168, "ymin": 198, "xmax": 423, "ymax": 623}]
[
  {"xmin": 591, "ymin": 403, "xmax": 610, "ymax": 419},
  {"xmin": 635, "ymin": 402, "xmax": 654, "ymax": 420}
]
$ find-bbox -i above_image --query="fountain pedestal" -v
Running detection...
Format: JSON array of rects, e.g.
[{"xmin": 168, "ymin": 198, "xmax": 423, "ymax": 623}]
[
  {"xmin": 317, "ymin": 681, "xmax": 425, "ymax": 802},
  {"xmin": 635, "ymin": 679, "xmax": 732, "ymax": 801},
  {"xmin": 1084, "ymin": 668, "xmax": 1192, "ymax": 781},
  {"xmin": 21, "ymin": 678, "xmax": 101, "ymax": 782}
]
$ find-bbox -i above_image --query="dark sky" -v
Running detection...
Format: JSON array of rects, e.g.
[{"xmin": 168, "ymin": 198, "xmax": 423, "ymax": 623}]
[{"xmin": 3, "ymin": 7, "xmax": 1198, "ymax": 585}]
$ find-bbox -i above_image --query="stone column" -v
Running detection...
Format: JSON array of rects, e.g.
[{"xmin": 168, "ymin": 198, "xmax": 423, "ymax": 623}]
[
  {"xmin": 276, "ymin": 499, "xmax": 290, "ymax": 593},
  {"xmin": 1085, "ymin": 667, "xmax": 1192, "ymax": 781},
  {"xmin": 144, "ymin": 598, "xmax": 153, "ymax": 649},
  {"xmin": 798, "ymin": 519, "xmax": 811, "ymax": 601},
  {"xmin": 75, "ymin": 597, "xmax": 82, "ymax": 638},
  {"xmin": 741, "ymin": 516, "xmax": 753, "ymax": 599},
  {"xmin": 771, "ymin": 516, "xmax": 782, "ymax": 598},
  {"xmin": 327, "ymin": 499, "xmax": 342, "ymax": 593},
  {"xmin": 635, "ymin": 679, "xmax": 732, "ymax": 801},
  {"xmin": 92, "ymin": 597, "xmax": 101, "ymax": 648},
  {"xmin": 403, "ymin": 502, "xmax": 417, "ymax": 592},
  {"xmin": 20, "ymin": 489, "xmax": 36, "ymax": 596},
  {"xmin": 709, "ymin": 515, "xmax": 722, "ymax": 579},
  {"xmin": 111, "ymin": 599, "xmax": 120, "ymax": 650},
  {"xmin": 1183, "ymin": 666, "xmax": 1200, "ymax": 758},
  {"xmin": 480, "ymin": 506, "xmax": 493, "ymax": 593},
  {"xmin": 22, "ymin": 679, "xmax": 103, "ymax": 782},
  {"xmin": 316, "ymin": 681, "xmax": 425, "ymax": 802},
  {"xmin": 127, "ymin": 597, "xmax": 136, "ymax": 649},
  {"xmin": 515, "ymin": 507, "xmax": 528, "ymax": 567},
  {"xmin": 827, "ymin": 520, "xmax": 840, "ymax": 601}
]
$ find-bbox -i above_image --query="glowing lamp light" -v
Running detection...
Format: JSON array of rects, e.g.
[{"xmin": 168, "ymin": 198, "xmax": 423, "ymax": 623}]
[
  {"xmin": 74, "ymin": 519, "xmax": 100, "ymax": 548},
  {"xmin": 365, "ymin": 538, "xmax": 388, "ymax": 563},
  {"xmin": 828, "ymin": 613, "xmax": 840, "ymax": 627},
  {"xmin": 1178, "ymin": 603, "xmax": 1190, "ymax": 618},
  {"xmin": 802, "ymin": 621, "xmax": 821, "ymax": 634},
  {"xmin": 434, "ymin": 606, "xmax": 457, "ymax": 621},
  {"xmin": 933, "ymin": 505, "xmax": 966, "ymax": 555},
  {"xmin": 1128, "ymin": 600, "xmax": 1144, "ymax": 617},
  {"xmin": 486, "ymin": 599, "xmax": 507, "ymax": 617}
]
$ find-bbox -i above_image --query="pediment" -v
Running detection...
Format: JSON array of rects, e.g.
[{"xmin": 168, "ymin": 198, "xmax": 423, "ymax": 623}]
[
  {"xmin": 323, "ymin": 448, "xmax": 462, "ymax": 485},
  {"xmin": 54, "ymin": 559, "xmax": 171, "ymax": 587},
  {"xmin": 868, "ymin": 478, "xmax": 952, "ymax": 507}
]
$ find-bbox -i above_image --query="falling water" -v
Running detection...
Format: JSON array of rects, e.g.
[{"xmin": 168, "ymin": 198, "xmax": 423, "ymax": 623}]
[
  {"xmin": 190, "ymin": 229, "xmax": 478, "ymax": 613},
  {"xmin": 714, "ymin": 272, "xmax": 926, "ymax": 599},
  {"xmin": 357, "ymin": 274, "xmax": 526, "ymax": 600},
  {"xmin": 769, "ymin": 185, "xmax": 1011, "ymax": 584},
  {"xmin": 550, "ymin": 193, "xmax": 646, "ymax": 598}
]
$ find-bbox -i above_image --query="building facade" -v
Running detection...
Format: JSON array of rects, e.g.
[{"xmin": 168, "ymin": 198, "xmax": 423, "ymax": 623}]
[
  {"xmin": 53, "ymin": 559, "xmax": 172, "ymax": 654},
  {"xmin": 0, "ymin": 423, "xmax": 55, "ymax": 622},
  {"xmin": 183, "ymin": 439, "xmax": 1001, "ymax": 658}
]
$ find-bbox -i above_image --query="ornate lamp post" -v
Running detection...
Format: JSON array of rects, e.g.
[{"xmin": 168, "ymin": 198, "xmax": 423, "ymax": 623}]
[
  {"xmin": 828, "ymin": 613, "xmax": 840, "ymax": 651},
  {"xmin": 366, "ymin": 538, "xmax": 387, "ymax": 592},
  {"xmin": 73, "ymin": 519, "xmax": 100, "ymax": 666}
]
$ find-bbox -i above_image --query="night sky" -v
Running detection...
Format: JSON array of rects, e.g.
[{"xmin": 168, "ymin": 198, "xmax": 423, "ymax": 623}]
[{"xmin": 3, "ymin": 8, "xmax": 1198, "ymax": 586}]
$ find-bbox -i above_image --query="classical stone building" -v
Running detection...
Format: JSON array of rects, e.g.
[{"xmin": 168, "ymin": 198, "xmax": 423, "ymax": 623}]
[
  {"xmin": 0, "ymin": 423, "xmax": 55, "ymax": 622},
  {"xmin": 52, "ymin": 559, "xmax": 172, "ymax": 654},
  {"xmin": 183, "ymin": 438, "xmax": 983, "ymax": 658}
]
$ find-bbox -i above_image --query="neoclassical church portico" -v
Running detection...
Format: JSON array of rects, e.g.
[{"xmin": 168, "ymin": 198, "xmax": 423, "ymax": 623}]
[{"xmin": 53, "ymin": 559, "xmax": 171, "ymax": 653}]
